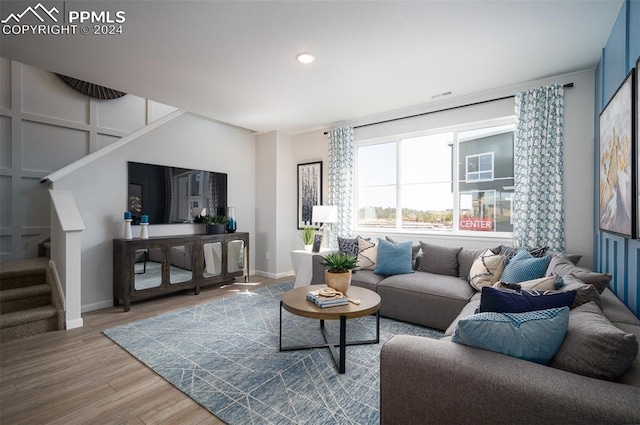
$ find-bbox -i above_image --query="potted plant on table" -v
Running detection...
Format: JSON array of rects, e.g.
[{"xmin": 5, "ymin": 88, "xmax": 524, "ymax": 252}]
[
  {"xmin": 200, "ymin": 214, "xmax": 228, "ymax": 234},
  {"xmin": 320, "ymin": 252, "xmax": 358, "ymax": 294},
  {"xmin": 300, "ymin": 226, "xmax": 316, "ymax": 251}
]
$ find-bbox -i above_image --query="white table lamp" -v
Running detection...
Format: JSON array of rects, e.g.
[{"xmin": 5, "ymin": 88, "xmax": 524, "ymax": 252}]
[{"xmin": 312, "ymin": 205, "xmax": 338, "ymax": 249}]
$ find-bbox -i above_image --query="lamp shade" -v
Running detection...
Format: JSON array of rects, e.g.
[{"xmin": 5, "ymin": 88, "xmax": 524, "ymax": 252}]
[{"xmin": 312, "ymin": 205, "xmax": 338, "ymax": 223}]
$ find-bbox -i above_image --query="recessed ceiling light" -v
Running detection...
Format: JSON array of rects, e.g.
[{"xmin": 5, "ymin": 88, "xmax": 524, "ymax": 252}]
[{"xmin": 296, "ymin": 52, "xmax": 316, "ymax": 64}]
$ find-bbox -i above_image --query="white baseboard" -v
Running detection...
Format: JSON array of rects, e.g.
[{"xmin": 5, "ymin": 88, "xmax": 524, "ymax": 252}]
[
  {"xmin": 82, "ymin": 299, "xmax": 114, "ymax": 313},
  {"xmin": 66, "ymin": 318, "xmax": 84, "ymax": 329},
  {"xmin": 253, "ymin": 270, "xmax": 294, "ymax": 280}
]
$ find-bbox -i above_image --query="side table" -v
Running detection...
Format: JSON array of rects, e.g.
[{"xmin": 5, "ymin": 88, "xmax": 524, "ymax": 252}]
[{"xmin": 290, "ymin": 248, "xmax": 335, "ymax": 288}]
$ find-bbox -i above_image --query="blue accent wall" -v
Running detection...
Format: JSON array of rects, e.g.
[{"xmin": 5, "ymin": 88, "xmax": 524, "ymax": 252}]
[{"xmin": 595, "ymin": 0, "xmax": 640, "ymax": 318}]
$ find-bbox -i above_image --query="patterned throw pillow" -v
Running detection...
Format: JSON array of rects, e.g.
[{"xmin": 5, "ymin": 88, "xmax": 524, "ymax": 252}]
[
  {"xmin": 452, "ymin": 307, "xmax": 570, "ymax": 364},
  {"xmin": 356, "ymin": 236, "xmax": 377, "ymax": 270},
  {"xmin": 500, "ymin": 249, "xmax": 551, "ymax": 283},
  {"xmin": 338, "ymin": 237, "xmax": 359, "ymax": 258},
  {"xmin": 500, "ymin": 245, "xmax": 549, "ymax": 261},
  {"xmin": 468, "ymin": 249, "xmax": 505, "ymax": 290}
]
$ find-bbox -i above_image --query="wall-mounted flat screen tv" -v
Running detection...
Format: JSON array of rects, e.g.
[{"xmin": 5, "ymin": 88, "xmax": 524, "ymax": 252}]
[{"xmin": 128, "ymin": 162, "xmax": 227, "ymax": 225}]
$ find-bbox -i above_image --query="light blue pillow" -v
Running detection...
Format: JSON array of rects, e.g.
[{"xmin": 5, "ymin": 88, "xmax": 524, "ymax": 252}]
[
  {"xmin": 500, "ymin": 248, "xmax": 551, "ymax": 283},
  {"xmin": 373, "ymin": 238, "xmax": 415, "ymax": 276},
  {"xmin": 451, "ymin": 307, "xmax": 569, "ymax": 364}
]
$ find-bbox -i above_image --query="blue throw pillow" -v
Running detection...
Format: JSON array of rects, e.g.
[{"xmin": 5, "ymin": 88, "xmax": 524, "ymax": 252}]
[
  {"xmin": 500, "ymin": 249, "xmax": 551, "ymax": 283},
  {"xmin": 479, "ymin": 286, "xmax": 576, "ymax": 313},
  {"xmin": 452, "ymin": 307, "xmax": 570, "ymax": 364},
  {"xmin": 373, "ymin": 238, "xmax": 414, "ymax": 276}
]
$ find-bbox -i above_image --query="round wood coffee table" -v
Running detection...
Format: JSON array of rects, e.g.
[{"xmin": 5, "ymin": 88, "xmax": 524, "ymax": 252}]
[{"xmin": 279, "ymin": 285, "xmax": 381, "ymax": 374}]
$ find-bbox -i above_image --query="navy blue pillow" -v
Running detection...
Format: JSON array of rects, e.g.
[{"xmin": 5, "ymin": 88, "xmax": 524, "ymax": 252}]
[{"xmin": 479, "ymin": 287, "xmax": 576, "ymax": 313}]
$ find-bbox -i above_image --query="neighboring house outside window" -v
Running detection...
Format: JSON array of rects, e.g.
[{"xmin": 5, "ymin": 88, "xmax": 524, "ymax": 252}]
[{"xmin": 355, "ymin": 119, "xmax": 514, "ymax": 235}]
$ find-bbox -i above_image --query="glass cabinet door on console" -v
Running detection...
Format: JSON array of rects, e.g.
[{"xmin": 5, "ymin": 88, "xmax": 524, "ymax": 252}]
[
  {"xmin": 202, "ymin": 242, "xmax": 223, "ymax": 278},
  {"xmin": 167, "ymin": 243, "xmax": 194, "ymax": 285},
  {"xmin": 227, "ymin": 239, "xmax": 245, "ymax": 275}
]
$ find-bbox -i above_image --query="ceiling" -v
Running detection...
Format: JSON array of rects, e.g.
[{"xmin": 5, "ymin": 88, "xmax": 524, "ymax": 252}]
[{"xmin": 1, "ymin": 0, "xmax": 624, "ymax": 134}]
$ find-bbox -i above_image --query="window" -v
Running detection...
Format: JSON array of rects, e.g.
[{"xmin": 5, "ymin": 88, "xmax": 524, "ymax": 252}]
[
  {"xmin": 355, "ymin": 120, "xmax": 514, "ymax": 234},
  {"xmin": 465, "ymin": 152, "xmax": 493, "ymax": 181}
]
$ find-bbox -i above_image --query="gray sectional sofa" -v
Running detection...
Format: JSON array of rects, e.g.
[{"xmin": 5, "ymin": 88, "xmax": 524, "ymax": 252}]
[{"xmin": 310, "ymin": 242, "xmax": 640, "ymax": 424}]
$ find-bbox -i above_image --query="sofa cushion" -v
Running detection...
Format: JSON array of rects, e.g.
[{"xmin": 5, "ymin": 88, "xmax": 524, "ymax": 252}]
[
  {"xmin": 457, "ymin": 246, "xmax": 500, "ymax": 279},
  {"xmin": 445, "ymin": 298, "xmax": 481, "ymax": 337},
  {"xmin": 558, "ymin": 275, "xmax": 603, "ymax": 310},
  {"xmin": 468, "ymin": 249, "xmax": 505, "ymax": 290},
  {"xmin": 378, "ymin": 271, "xmax": 475, "ymax": 331},
  {"xmin": 356, "ymin": 236, "xmax": 378, "ymax": 270},
  {"xmin": 452, "ymin": 307, "xmax": 569, "ymax": 364},
  {"xmin": 350, "ymin": 269, "xmax": 387, "ymax": 292},
  {"xmin": 611, "ymin": 322, "xmax": 640, "ymax": 387},
  {"xmin": 374, "ymin": 238, "xmax": 414, "ymax": 276},
  {"xmin": 479, "ymin": 287, "xmax": 576, "ymax": 313},
  {"xmin": 418, "ymin": 242, "xmax": 461, "ymax": 276},
  {"xmin": 500, "ymin": 249, "xmax": 550, "ymax": 283},
  {"xmin": 600, "ymin": 288, "xmax": 640, "ymax": 326},
  {"xmin": 546, "ymin": 254, "xmax": 611, "ymax": 293},
  {"xmin": 550, "ymin": 302, "xmax": 639, "ymax": 380}
]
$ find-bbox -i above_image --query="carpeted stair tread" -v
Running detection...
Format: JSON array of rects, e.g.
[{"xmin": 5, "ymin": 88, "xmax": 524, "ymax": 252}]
[
  {"xmin": 0, "ymin": 257, "xmax": 48, "ymax": 290},
  {"xmin": 0, "ymin": 284, "xmax": 52, "ymax": 314},
  {"xmin": 0, "ymin": 257, "xmax": 49, "ymax": 276},
  {"xmin": 0, "ymin": 305, "xmax": 58, "ymax": 329},
  {"xmin": 0, "ymin": 284, "xmax": 51, "ymax": 302}
]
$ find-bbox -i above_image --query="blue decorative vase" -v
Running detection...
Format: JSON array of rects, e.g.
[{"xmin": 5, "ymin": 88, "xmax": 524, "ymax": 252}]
[{"xmin": 226, "ymin": 207, "xmax": 237, "ymax": 233}]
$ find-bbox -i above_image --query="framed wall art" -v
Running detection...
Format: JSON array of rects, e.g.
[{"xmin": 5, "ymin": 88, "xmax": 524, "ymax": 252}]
[
  {"xmin": 297, "ymin": 161, "xmax": 322, "ymax": 229},
  {"xmin": 599, "ymin": 70, "xmax": 634, "ymax": 238}
]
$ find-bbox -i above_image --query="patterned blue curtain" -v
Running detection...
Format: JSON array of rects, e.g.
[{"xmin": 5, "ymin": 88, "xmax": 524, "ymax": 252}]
[
  {"xmin": 327, "ymin": 127, "xmax": 354, "ymax": 249},
  {"xmin": 513, "ymin": 84, "xmax": 564, "ymax": 251}
]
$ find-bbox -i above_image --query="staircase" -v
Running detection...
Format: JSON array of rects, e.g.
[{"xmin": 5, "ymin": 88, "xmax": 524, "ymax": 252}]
[{"xmin": 0, "ymin": 257, "xmax": 65, "ymax": 343}]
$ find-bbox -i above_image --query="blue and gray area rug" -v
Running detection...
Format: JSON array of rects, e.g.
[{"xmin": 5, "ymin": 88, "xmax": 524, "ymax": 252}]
[{"xmin": 104, "ymin": 281, "xmax": 443, "ymax": 424}]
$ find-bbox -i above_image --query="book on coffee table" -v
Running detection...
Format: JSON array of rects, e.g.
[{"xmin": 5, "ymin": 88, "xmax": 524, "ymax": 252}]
[{"xmin": 306, "ymin": 290, "xmax": 349, "ymax": 308}]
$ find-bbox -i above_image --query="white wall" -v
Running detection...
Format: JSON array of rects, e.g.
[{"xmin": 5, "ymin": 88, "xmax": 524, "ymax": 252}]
[
  {"xmin": 254, "ymin": 131, "xmax": 297, "ymax": 278},
  {"xmin": 255, "ymin": 132, "xmax": 277, "ymax": 275},
  {"xmin": 0, "ymin": 57, "xmax": 176, "ymax": 260},
  {"xmin": 289, "ymin": 69, "xmax": 596, "ymax": 268},
  {"xmin": 51, "ymin": 112, "xmax": 256, "ymax": 312}
]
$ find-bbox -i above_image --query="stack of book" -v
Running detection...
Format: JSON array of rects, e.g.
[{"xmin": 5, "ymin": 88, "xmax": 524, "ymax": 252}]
[{"xmin": 306, "ymin": 289, "xmax": 349, "ymax": 308}]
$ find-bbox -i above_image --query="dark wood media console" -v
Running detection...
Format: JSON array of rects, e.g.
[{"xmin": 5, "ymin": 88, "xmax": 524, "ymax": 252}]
[{"xmin": 113, "ymin": 232, "xmax": 249, "ymax": 311}]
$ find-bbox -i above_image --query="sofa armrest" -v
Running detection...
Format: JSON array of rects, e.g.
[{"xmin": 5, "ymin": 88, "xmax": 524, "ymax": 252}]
[{"xmin": 380, "ymin": 335, "xmax": 640, "ymax": 425}]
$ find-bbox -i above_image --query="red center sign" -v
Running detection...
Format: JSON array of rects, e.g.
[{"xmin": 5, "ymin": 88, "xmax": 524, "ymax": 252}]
[{"xmin": 459, "ymin": 218, "xmax": 494, "ymax": 231}]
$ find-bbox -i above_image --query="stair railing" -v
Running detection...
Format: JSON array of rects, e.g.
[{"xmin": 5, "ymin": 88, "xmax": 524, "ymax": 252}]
[{"xmin": 49, "ymin": 189, "xmax": 86, "ymax": 329}]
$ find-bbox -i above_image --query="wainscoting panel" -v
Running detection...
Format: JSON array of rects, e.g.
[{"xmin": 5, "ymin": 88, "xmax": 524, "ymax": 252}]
[
  {"xmin": 597, "ymin": 232, "xmax": 639, "ymax": 317},
  {"xmin": 0, "ymin": 56, "xmax": 178, "ymax": 260},
  {"xmin": 593, "ymin": 1, "xmax": 640, "ymax": 319}
]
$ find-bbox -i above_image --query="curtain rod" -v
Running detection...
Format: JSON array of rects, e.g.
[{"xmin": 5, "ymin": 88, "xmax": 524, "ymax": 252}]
[{"xmin": 324, "ymin": 82, "xmax": 574, "ymax": 134}]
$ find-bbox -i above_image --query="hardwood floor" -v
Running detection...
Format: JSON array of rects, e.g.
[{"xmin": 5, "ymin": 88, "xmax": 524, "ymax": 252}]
[{"xmin": 0, "ymin": 275, "xmax": 293, "ymax": 425}]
